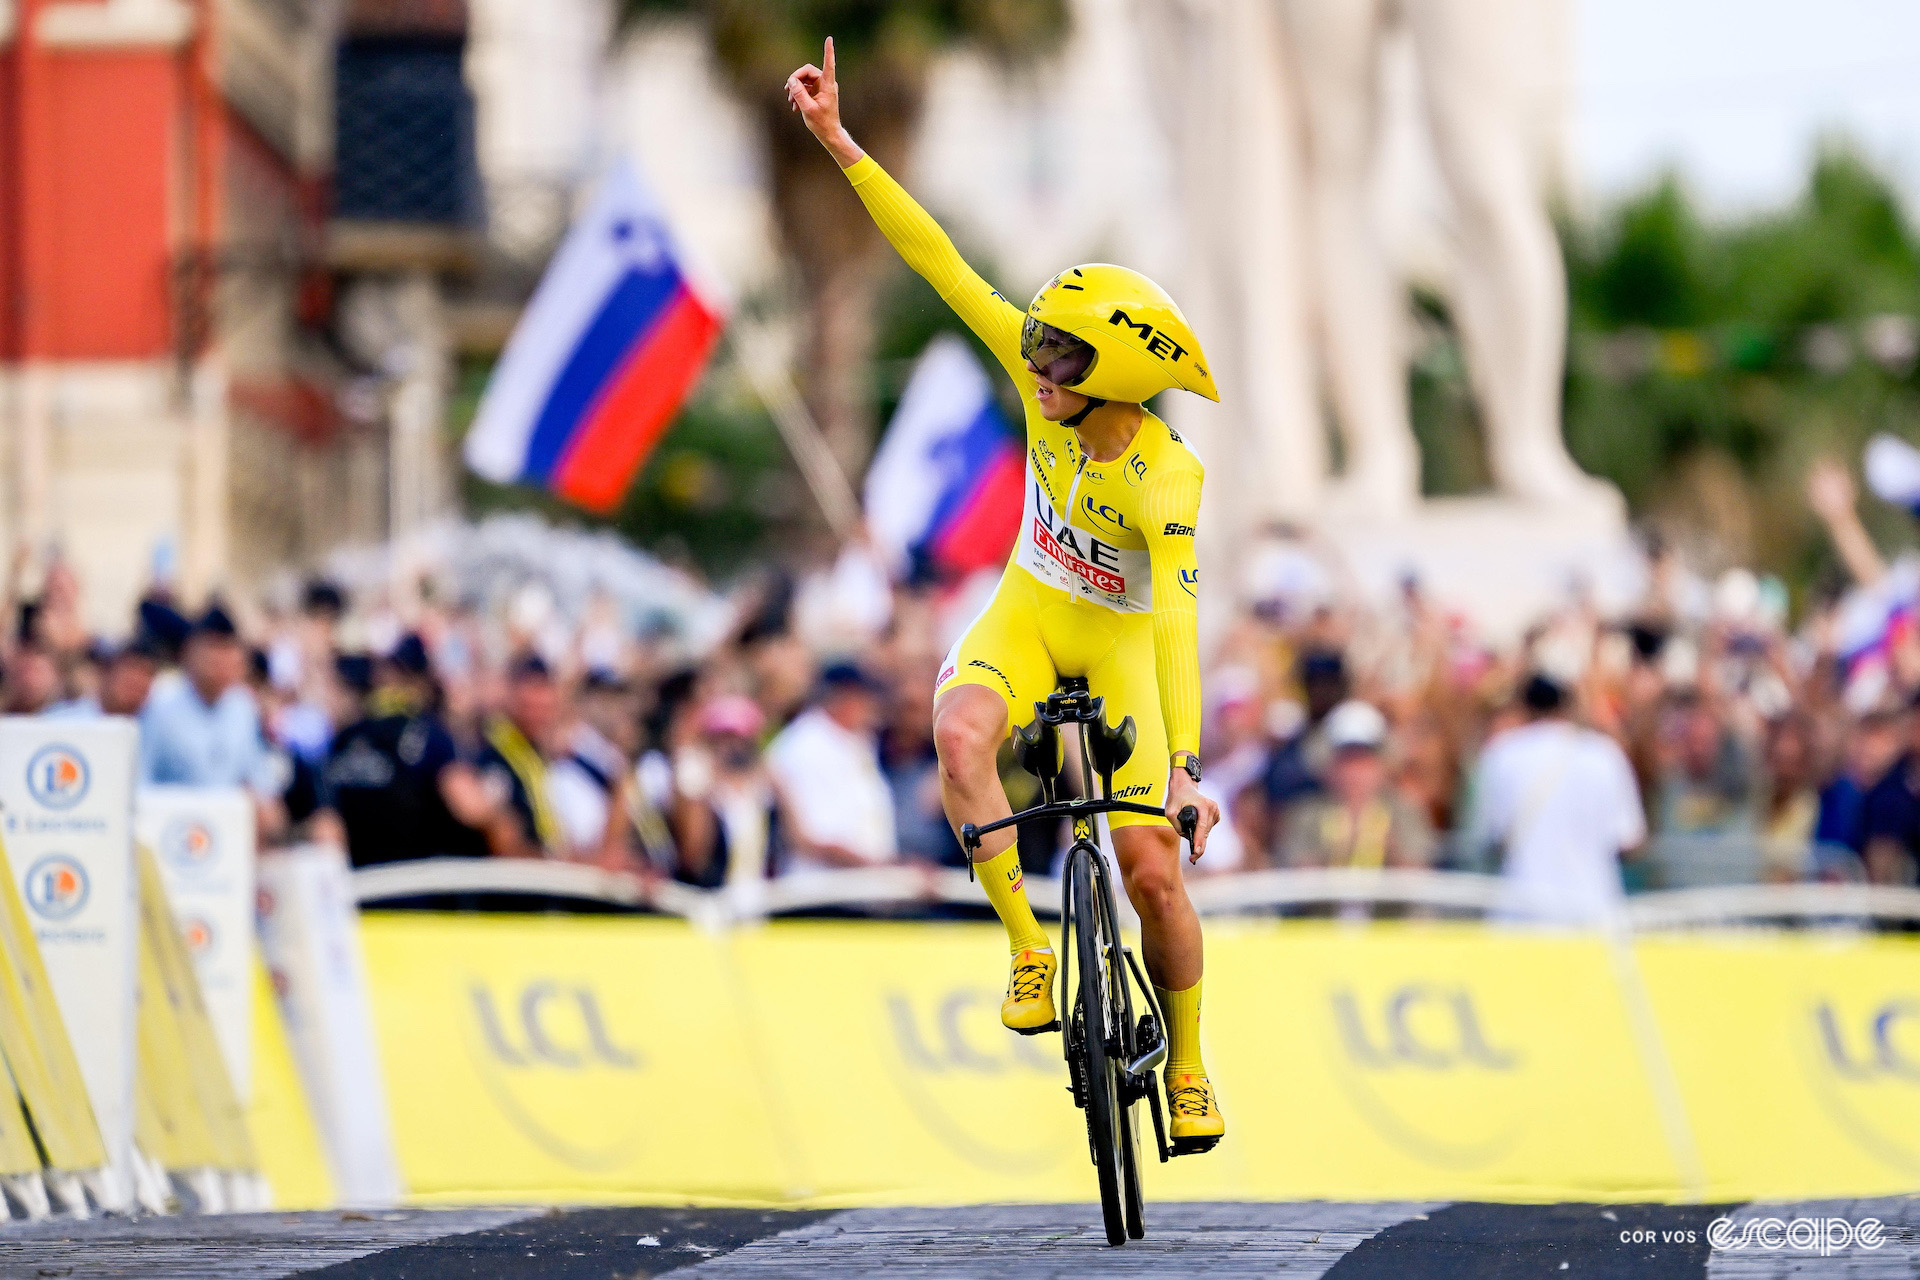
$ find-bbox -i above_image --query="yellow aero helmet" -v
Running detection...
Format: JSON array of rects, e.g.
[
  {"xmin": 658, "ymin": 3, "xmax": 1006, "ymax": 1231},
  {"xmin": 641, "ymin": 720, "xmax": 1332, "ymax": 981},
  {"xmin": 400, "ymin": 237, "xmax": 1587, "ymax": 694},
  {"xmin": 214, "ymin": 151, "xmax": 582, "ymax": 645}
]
[{"xmin": 1023, "ymin": 264, "xmax": 1219, "ymax": 404}]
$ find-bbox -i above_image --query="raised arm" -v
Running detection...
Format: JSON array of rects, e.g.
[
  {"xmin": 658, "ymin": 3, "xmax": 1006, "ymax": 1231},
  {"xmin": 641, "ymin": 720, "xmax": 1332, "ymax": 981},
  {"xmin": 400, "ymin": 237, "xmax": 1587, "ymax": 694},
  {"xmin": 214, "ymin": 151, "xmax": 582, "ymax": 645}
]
[{"xmin": 787, "ymin": 39, "xmax": 1027, "ymax": 377}]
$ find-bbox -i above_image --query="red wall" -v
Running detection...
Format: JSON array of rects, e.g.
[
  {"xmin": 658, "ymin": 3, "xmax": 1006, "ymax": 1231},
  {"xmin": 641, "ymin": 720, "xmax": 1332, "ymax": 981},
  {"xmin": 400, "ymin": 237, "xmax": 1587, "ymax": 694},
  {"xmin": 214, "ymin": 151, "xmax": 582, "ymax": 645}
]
[
  {"xmin": 33, "ymin": 52, "xmax": 179, "ymax": 358},
  {"xmin": 0, "ymin": 0, "xmax": 212, "ymax": 362}
]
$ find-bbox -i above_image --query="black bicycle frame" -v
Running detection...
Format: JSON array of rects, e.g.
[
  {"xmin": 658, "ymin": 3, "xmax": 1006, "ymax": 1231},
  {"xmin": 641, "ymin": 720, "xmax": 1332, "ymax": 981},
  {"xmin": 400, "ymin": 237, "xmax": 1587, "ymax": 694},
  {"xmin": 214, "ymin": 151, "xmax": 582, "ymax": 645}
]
[{"xmin": 959, "ymin": 679, "xmax": 1177, "ymax": 1166}]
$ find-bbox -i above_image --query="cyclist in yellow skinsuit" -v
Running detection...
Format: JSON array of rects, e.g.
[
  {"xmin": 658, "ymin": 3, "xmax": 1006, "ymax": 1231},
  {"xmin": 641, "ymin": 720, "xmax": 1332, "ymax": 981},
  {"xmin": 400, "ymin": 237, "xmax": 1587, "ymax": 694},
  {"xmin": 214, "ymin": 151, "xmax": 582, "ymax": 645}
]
[{"xmin": 789, "ymin": 39, "xmax": 1225, "ymax": 1149}]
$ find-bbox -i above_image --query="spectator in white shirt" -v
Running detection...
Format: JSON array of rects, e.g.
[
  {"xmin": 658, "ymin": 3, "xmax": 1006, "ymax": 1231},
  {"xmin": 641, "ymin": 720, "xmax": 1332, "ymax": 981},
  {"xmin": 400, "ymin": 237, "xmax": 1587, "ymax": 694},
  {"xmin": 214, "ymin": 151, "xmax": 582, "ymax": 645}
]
[
  {"xmin": 1464, "ymin": 673, "xmax": 1647, "ymax": 927},
  {"xmin": 766, "ymin": 662, "xmax": 899, "ymax": 875}
]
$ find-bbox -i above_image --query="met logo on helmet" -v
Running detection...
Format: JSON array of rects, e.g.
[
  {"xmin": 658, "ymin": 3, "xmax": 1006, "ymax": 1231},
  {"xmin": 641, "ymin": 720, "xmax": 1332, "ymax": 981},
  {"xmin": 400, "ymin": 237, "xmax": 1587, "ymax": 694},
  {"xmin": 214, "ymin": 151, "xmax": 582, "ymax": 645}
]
[
  {"xmin": 1108, "ymin": 309, "xmax": 1188, "ymax": 364},
  {"xmin": 26, "ymin": 744, "xmax": 89, "ymax": 809}
]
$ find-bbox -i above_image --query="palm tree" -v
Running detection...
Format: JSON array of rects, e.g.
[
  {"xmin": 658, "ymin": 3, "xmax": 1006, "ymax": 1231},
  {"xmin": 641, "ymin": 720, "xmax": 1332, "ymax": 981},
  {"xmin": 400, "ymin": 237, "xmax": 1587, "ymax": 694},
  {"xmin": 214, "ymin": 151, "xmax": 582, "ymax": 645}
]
[{"xmin": 621, "ymin": 1, "xmax": 1069, "ymax": 479}]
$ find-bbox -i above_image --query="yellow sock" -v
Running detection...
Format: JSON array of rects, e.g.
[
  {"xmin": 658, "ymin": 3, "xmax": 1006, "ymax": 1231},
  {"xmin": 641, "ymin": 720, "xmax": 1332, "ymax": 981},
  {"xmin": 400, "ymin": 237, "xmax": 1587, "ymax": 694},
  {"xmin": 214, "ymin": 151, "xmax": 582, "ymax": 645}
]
[
  {"xmin": 1157, "ymin": 979, "xmax": 1205, "ymax": 1076},
  {"xmin": 976, "ymin": 847, "xmax": 1049, "ymax": 954}
]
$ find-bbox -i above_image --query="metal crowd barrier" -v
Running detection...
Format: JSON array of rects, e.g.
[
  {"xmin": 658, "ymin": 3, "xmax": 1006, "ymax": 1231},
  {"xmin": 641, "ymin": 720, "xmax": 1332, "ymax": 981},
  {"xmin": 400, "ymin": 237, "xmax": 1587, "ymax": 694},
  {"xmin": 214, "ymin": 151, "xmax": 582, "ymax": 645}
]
[{"xmin": 350, "ymin": 857, "xmax": 1920, "ymax": 930}]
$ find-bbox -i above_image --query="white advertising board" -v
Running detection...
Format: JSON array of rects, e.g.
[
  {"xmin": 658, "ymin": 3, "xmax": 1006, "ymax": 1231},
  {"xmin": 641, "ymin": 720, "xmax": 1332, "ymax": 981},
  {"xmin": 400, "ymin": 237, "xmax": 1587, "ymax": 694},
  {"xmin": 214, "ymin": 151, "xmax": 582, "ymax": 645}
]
[
  {"xmin": 137, "ymin": 786, "xmax": 256, "ymax": 1101},
  {"xmin": 0, "ymin": 717, "xmax": 138, "ymax": 1209},
  {"xmin": 257, "ymin": 845, "xmax": 401, "ymax": 1205}
]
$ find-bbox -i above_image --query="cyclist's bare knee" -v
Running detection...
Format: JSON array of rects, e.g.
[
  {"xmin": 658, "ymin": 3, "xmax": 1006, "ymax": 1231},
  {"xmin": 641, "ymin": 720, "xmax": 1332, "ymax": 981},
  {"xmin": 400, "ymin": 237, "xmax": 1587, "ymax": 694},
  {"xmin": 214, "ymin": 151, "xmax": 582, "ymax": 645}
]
[
  {"xmin": 1113, "ymin": 826, "xmax": 1184, "ymax": 920},
  {"xmin": 933, "ymin": 684, "xmax": 1009, "ymax": 781}
]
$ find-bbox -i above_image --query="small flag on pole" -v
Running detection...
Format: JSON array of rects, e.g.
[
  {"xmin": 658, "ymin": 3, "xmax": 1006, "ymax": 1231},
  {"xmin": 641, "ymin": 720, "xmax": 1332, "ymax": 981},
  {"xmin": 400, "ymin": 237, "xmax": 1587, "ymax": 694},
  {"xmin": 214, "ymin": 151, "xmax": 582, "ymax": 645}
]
[
  {"xmin": 864, "ymin": 334, "xmax": 1022, "ymax": 580},
  {"xmin": 464, "ymin": 161, "xmax": 722, "ymax": 513}
]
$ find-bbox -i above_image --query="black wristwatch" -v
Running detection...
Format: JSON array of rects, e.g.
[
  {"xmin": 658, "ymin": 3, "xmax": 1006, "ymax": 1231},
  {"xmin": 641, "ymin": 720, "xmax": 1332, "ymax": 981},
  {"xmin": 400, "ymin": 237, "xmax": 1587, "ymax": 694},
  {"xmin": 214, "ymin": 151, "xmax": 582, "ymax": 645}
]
[{"xmin": 1173, "ymin": 752, "xmax": 1202, "ymax": 784}]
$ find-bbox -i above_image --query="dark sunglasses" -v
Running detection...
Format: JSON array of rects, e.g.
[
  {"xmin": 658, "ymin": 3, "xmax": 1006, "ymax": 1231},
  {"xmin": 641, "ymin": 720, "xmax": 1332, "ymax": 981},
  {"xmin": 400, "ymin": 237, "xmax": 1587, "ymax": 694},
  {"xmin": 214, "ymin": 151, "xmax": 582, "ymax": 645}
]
[{"xmin": 1021, "ymin": 317, "xmax": 1096, "ymax": 387}]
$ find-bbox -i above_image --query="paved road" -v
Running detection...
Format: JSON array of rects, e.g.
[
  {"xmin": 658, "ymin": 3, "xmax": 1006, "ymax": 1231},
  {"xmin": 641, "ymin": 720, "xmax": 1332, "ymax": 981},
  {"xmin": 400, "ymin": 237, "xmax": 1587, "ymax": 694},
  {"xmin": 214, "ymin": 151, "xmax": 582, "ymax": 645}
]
[{"xmin": 1, "ymin": 1199, "xmax": 1914, "ymax": 1279}]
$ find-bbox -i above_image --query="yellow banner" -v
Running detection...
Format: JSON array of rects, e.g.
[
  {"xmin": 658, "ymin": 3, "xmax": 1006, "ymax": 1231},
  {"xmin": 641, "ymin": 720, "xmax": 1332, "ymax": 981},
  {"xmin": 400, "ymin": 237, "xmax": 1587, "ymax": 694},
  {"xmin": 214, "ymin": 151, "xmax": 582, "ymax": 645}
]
[
  {"xmin": 362, "ymin": 914, "xmax": 792, "ymax": 1203},
  {"xmin": 1636, "ymin": 931, "xmax": 1920, "ymax": 1200},
  {"xmin": 360, "ymin": 913, "xmax": 1920, "ymax": 1206},
  {"xmin": 1200, "ymin": 921, "xmax": 1687, "ymax": 1202}
]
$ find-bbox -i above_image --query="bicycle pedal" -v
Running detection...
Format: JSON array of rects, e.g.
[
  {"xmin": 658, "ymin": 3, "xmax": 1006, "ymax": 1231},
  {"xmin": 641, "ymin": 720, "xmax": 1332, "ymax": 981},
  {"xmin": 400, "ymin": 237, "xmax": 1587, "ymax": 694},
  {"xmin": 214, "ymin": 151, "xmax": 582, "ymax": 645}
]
[
  {"xmin": 1169, "ymin": 1135, "xmax": 1222, "ymax": 1157},
  {"xmin": 1012, "ymin": 1019, "xmax": 1061, "ymax": 1037}
]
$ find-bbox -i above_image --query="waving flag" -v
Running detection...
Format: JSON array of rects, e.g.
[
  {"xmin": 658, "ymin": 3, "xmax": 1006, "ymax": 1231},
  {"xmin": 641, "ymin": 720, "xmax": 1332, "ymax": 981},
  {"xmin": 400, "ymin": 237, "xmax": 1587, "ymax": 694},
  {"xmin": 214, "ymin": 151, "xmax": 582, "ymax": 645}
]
[
  {"xmin": 864, "ymin": 335, "xmax": 1022, "ymax": 581},
  {"xmin": 464, "ymin": 161, "xmax": 722, "ymax": 512}
]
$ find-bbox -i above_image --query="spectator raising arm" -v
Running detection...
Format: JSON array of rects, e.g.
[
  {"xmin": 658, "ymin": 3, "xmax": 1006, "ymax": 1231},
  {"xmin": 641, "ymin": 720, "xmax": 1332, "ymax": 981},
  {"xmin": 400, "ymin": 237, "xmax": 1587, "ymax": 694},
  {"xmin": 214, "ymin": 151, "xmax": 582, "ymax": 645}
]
[{"xmin": 1807, "ymin": 458, "xmax": 1886, "ymax": 589}]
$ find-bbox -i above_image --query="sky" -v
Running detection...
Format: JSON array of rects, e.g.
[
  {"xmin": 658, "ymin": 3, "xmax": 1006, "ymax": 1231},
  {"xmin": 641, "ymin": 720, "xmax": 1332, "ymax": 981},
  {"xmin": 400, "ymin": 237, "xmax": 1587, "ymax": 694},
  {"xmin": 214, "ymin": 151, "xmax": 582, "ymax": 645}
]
[{"xmin": 1575, "ymin": 0, "xmax": 1920, "ymax": 214}]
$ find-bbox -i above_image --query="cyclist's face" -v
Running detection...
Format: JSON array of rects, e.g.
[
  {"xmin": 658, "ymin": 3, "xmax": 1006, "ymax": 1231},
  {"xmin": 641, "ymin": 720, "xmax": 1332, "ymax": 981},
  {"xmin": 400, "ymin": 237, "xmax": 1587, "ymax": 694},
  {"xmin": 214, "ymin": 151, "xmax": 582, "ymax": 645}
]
[
  {"xmin": 1029, "ymin": 370, "xmax": 1092, "ymax": 422},
  {"xmin": 1022, "ymin": 317, "xmax": 1096, "ymax": 422}
]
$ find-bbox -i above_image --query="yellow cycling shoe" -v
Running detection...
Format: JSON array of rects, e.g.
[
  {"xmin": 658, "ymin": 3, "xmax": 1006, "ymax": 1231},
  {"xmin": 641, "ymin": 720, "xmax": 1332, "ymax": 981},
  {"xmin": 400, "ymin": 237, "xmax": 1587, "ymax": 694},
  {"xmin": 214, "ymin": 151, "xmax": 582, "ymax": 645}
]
[
  {"xmin": 1166, "ymin": 1072, "xmax": 1225, "ymax": 1154},
  {"xmin": 1002, "ymin": 948, "xmax": 1059, "ymax": 1035}
]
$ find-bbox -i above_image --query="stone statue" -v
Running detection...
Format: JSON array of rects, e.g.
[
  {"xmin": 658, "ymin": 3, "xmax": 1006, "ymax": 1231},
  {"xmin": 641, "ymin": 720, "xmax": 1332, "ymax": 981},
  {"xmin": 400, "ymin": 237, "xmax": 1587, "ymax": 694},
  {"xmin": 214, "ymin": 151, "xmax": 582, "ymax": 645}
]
[{"xmin": 1277, "ymin": 0, "xmax": 1615, "ymax": 517}]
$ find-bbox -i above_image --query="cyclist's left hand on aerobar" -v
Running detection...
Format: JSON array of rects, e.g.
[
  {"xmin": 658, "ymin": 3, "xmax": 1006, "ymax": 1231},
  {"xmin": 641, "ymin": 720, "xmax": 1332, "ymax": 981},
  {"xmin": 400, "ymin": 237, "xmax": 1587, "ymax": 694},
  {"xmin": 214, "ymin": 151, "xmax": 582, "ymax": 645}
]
[{"xmin": 1165, "ymin": 771, "xmax": 1219, "ymax": 864}]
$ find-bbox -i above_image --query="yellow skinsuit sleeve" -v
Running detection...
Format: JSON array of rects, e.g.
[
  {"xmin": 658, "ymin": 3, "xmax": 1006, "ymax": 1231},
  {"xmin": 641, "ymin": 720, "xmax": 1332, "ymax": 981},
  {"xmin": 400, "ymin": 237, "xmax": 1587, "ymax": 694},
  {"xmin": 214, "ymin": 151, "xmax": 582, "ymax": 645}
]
[
  {"xmin": 1142, "ymin": 462, "xmax": 1204, "ymax": 759},
  {"xmin": 843, "ymin": 155, "xmax": 1029, "ymax": 381}
]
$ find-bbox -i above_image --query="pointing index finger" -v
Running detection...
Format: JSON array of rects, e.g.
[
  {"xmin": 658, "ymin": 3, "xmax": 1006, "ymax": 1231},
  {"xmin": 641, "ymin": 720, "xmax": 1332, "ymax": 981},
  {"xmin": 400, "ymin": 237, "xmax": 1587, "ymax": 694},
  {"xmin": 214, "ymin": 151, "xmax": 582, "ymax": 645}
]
[{"xmin": 824, "ymin": 35, "xmax": 836, "ymax": 85}]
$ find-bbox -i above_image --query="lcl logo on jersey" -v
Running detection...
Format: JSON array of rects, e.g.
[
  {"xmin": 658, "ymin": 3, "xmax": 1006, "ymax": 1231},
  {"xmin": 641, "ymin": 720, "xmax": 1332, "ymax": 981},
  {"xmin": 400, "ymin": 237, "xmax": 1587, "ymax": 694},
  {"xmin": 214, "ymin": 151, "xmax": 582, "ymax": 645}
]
[
  {"xmin": 26, "ymin": 745, "xmax": 89, "ymax": 809},
  {"xmin": 24, "ymin": 854, "xmax": 89, "ymax": 921},
  {"xmin": 161, "ymin": 817, "xmax": 219, "ymax": 874},
  {"xmin": 1081, "ymin": 495, "xmax": 1130, "ymax": 533}
]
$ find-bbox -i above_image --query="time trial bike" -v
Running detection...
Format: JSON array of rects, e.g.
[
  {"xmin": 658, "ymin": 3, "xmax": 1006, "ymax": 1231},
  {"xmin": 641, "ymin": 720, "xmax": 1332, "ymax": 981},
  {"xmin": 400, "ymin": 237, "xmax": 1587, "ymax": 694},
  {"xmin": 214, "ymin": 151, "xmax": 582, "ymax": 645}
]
[{"xmin": 961, "ymin": 676, "xmax": 1201, "ymax": 1246}]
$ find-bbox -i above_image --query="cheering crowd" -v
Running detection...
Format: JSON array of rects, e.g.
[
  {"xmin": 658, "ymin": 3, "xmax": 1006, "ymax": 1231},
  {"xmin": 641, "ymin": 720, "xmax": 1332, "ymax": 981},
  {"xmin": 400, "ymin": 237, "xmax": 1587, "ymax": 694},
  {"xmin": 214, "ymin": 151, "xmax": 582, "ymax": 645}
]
[{"xmin": 6, "ymin": 447, "xmax": 1920, "ymax": 919}]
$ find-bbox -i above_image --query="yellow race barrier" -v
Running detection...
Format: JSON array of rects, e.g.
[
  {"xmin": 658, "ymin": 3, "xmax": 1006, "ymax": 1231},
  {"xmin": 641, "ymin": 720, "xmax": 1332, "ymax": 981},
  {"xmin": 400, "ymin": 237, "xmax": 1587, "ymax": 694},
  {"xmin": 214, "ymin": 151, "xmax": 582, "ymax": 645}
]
[
  {"xmin": 363, "ymin": 914, "xmax": 791, "ymax": 1203},
  {"xmin": 359, "ymin": 913, "xmax": 1920, "ymax": 1206},
  {"xmin": 134, "ymin": 845, "xmax": 256, "ymax": 1180},
  {"xmin": 245, "ymin": 960, "xmax": 335, "ymax": 1209},
  {"xmin": 1637, "ymin": 931, "xmax": 1920, "ymax": 1200},
  {"xmin": 0, "ymin": 834, "xmax": 107, "ymax": 1178}
]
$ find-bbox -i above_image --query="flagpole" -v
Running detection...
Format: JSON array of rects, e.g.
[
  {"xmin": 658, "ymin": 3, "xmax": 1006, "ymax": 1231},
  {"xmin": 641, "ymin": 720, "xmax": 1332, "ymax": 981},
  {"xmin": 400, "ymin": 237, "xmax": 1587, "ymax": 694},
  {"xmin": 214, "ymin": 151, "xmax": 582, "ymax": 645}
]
[{"xmin": 726, "ymin": 322, "xmax": 861, "ymax": 540}]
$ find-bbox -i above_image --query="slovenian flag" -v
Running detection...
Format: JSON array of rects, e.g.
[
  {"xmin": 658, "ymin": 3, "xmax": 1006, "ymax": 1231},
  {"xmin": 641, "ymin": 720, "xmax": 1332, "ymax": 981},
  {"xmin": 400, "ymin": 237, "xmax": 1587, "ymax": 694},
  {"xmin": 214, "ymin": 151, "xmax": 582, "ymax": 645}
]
[
  {"xmin": 864, "ymin": 334, "xmax": 1022, "ymax": 580},
  {"xmin": 464, "ymin": 161, "xmax": 722, "ymax": 512}
]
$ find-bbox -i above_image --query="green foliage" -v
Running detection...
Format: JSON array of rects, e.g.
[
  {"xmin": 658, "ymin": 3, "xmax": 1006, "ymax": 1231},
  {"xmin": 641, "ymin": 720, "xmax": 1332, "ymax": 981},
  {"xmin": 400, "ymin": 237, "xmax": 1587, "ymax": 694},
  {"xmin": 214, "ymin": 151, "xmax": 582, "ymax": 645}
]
[{"xmin": 1418, "ymin": 141, "xmax": 1920, "ymax": 589}]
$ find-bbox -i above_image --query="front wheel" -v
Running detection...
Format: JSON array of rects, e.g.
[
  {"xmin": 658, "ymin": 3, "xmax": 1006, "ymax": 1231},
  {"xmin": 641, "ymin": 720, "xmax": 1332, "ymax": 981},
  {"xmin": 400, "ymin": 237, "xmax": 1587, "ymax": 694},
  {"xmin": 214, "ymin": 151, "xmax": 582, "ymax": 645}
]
[{"xmin": 1070, "ymin": 850, "xmax": 1127, "ymax": 1247}]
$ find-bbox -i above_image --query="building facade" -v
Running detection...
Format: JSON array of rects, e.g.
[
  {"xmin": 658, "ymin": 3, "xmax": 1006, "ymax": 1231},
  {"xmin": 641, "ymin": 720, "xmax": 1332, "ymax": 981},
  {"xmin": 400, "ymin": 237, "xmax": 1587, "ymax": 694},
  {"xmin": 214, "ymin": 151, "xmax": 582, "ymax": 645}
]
[{"xmin": 0, "ymin": 0, "xmax": 476, "ymax": 631}]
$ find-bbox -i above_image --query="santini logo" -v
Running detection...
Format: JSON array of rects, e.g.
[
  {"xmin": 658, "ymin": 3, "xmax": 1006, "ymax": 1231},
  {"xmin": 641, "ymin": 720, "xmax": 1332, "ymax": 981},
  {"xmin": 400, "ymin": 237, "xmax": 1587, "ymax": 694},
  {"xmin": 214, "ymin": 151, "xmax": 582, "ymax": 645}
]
[{"xmin": 1163, "ymin": 522, "xmax": 1195, "ymax": 536}]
